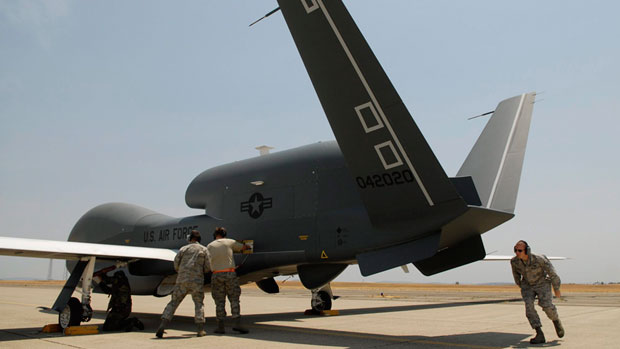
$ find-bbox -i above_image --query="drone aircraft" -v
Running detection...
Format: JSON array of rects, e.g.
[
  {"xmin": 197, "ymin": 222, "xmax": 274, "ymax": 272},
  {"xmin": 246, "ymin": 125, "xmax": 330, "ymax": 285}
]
[{"xmin": 0, "ymin": 0, "xmax": 537, "ymax": 328}]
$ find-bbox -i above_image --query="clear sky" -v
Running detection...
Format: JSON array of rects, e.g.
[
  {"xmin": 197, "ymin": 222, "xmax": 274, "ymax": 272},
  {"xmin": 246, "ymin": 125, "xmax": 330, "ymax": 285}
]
[{"xmin": 1, "ymin": 1, "xmax": 619, "ymax": 284}]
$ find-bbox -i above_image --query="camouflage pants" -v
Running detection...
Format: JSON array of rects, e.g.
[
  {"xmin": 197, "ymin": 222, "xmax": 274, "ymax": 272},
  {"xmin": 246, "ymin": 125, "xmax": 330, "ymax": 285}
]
[
  {"xmin": 521, "ymin": 283, "xmax": 559, "ymax": 329},
  {"xmin": 161, "ymin": 282, "xmax": 205, "ymax": 323},
  {"xmin": 211, "ymin": 272, "xmax": 241, "ymax": 320}
]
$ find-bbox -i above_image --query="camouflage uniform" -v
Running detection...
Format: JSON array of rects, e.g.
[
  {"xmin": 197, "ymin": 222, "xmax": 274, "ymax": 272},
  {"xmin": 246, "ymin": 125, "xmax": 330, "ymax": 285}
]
[
  {"xmin": 161, "ymin": 242, "xmax": 210, "ymax": 324},
  {"xmin": 511, "ymin": 253, "xmax": 561, "ymax": 329},
  {"xmin": 211, "ymin": 272, "xmax": 241, "ymax": 320},
  {"xmin": 99, "ymin": 271, "xmax": 142, "ymax": 331},
  {"xmin": 206, "ymin": 238, "xmax": 244, "ymax": 321}
]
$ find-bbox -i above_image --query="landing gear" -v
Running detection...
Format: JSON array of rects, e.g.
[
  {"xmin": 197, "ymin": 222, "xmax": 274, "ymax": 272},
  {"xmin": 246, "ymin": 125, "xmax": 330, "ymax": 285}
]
[
  {"xmin": 311, "ymin": 290, "xmax": 332, "ymax": 312},
  {"xmin": 59, "ymin": 297, "xmax": 82, "ymax": 328},
  {"xmin": 53, "ymin": 257, "xmax": 101, "ymax": 328}
]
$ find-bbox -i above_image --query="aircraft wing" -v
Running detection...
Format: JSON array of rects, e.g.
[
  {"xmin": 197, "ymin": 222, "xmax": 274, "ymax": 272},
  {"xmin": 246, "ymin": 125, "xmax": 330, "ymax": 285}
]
[
  {"xmin": 0, "ymin": 236, "xmax": 176, "ymax": 261},
  {"xmin": 483, "ymin": 255, "xmax": 566, "ymax": 261}
]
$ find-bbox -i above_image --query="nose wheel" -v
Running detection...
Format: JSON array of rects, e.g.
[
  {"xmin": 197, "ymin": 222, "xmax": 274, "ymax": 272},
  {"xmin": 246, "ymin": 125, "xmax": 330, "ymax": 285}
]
[{"xmin": 58, "ymin": 297, "xmax": 83, "ymax": 328}]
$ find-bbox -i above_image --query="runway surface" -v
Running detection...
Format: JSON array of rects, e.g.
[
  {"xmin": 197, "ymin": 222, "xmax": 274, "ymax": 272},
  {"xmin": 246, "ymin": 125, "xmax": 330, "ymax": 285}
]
[{"xmin": 1, "ymin": 281, "xmax": 619, "ymax": 348}]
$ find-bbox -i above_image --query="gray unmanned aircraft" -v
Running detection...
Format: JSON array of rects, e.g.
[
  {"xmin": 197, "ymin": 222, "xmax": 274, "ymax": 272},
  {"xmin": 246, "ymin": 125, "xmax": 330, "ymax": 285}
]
[{"xmin": 1, "ymin": 0, "xmax": 539, "ymax": 328}]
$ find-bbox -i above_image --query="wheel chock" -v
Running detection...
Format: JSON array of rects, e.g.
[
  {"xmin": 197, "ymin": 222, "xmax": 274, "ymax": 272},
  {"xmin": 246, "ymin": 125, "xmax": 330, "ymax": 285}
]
[
  {"xmin": 320, "ymin": 310, "xmax": 339, "ymax": 316},
  {"xmin": 304, "ymin": 309, "xmax": 340, "ymax": 316},
  {"xmin": 41, "ymin": 324, "xmax": 62, "ymax": 333},
  {"xmin": 64, "ymin": 325, "xmax": 99, "ymax": 336}
]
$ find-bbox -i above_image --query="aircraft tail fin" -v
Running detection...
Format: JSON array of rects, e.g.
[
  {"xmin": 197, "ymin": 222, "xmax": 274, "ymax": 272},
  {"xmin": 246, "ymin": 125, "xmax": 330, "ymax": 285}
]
[
  {"xmin": 457, "ymin": 92, "xmax": 536, "ymax": 213},
  {"xmin": 278, "ymin": 0, "xmax": 467, "ymax": 229}
]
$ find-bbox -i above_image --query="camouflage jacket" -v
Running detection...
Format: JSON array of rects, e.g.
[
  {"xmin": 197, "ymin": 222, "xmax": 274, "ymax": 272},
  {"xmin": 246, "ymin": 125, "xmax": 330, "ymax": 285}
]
[
  {"xmin": 99, "ymin": 274, "xmax": 132, "ymax": 313},
  {"xmin": 175, "ymin": 241, "xmax": 210, "ymax": 284},
  {"xmin": 511, "ymin": 253, "xmax": 561, "ymax": 291}
]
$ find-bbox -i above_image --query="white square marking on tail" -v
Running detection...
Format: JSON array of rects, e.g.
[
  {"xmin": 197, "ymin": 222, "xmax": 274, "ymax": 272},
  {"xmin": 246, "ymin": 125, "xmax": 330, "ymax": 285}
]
[
  {"xmin": 301, "ymin": 0, "xmax": 319, "ymax": 13},
  {"xmin": 355, "ymin": 102, "xmax": 384, "ymax": 133},
  {"xmin": 374, "ymin": 141, "xmax": 404, "ymax": 170}
]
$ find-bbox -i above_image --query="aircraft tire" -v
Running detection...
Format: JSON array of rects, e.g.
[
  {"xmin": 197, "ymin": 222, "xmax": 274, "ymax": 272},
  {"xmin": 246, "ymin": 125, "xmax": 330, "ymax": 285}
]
[
  {"xmin": 311, "ymin": 290, "xmax": 332, "ymax": 312},
  {"xmin": 58, "ymin": 297, "xmax": 82, "ymax": 328}
]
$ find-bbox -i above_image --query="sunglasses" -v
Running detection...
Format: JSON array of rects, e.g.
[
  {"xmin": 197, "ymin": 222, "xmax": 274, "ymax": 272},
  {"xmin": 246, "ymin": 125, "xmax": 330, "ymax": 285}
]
[{"xmin": 514, "ymin": 249, "xmax": 524, "ymax": 253}]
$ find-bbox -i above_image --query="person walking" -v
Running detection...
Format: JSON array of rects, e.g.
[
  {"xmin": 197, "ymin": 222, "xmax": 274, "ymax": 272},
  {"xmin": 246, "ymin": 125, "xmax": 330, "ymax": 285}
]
[
  {"xmin": 511, "ymin": 240, "xmax": 565, "ymax": 344},
  {"xmin": 156, "ymin": 230, "xmax": 210, "ymax": 338}
]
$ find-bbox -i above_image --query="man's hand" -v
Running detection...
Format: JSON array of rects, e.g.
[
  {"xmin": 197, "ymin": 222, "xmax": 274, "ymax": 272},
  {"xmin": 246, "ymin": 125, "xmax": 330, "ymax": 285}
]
[{"xmin": 554, "ymin": 288, "xmax": 562, "ymax": 299}]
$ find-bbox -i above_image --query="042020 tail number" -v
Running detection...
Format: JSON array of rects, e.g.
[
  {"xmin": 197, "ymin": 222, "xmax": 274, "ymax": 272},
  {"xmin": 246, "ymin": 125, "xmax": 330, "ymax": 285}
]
[{"xmin": 356, "ymin": 169, "xmax": 415, "ymax": 189}]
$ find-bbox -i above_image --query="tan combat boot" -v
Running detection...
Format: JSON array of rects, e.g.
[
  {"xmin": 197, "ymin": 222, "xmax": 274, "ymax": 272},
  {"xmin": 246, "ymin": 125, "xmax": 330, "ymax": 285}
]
[{"xmin": 197, "ymin": 322, "xmax": 207, "ymax": 337}]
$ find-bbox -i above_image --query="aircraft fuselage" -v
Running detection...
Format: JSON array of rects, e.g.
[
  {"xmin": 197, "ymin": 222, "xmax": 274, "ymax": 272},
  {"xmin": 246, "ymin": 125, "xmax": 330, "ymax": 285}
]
[{"xmin": 69, "ymin": 141, "xmax": 488, "ymax": 294}]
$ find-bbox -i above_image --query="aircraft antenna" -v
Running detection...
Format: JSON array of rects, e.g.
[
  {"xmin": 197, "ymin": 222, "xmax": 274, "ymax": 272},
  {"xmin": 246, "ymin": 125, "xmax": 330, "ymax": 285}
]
[
  {"xmin": 467, "ymin": 110, "xmax": 494, "ymax": 120},
  {"xmin": 532, "ymin": 91, "xmax": 543, "ymax": 104},
  {"xmin": 249, "ymin": 7, "xmax": 281, "ymax": 27},
  {"xmin": 255, "ymin": 145, "xmax": 274, "ymax": 156},
  {"xmin": 277, "ymin": 275, "xmax": 294, "ymax": 284}
]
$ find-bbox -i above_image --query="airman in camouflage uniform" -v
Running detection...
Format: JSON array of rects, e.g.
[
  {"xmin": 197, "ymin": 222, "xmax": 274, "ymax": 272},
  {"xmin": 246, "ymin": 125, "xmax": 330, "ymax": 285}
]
[
  {"xmin": 98, "ymin": 270, "xmax": 144, "ymax": 332},
  {"xmin": 207, "ymin": 227, "xmax": 250, "ymax": 334},
  {"xmin": 156, "ymin": 230, "xmax": 210, "ymax": 338},
  {"xmin": 511, "ymin": 240, "xmax": 564, "ymax": 344}
]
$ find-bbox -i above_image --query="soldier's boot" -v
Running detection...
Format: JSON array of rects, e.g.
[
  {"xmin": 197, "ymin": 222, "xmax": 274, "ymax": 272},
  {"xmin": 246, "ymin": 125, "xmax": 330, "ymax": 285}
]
[
  {"xmin": 155, "ymin": 318, "xmax": 170, "ymax": 338},
  {"xmin": 125, "ymin": 317, "xmax": 143, "ymax": 332},
  {"xmin": 553, "ymin": 319, "xmax": 565, "ymax": 338},
  {"xmin": 530, "ymin": 327, "xmax": 546, "ymax": 344},
  {"xmin": 124, "ymin": 318, "xmax": 136, "ymax": 332},
  {"xmin": 232, "ymin": 317, "xmax": 249, "ymax": 334},
  {"xmin": 196, "ymin": 322, "xmax": 207, "ymax": 337},
  {"xmin": 214, "ymin": 320, "xmax": 225, "ymax": 334}
]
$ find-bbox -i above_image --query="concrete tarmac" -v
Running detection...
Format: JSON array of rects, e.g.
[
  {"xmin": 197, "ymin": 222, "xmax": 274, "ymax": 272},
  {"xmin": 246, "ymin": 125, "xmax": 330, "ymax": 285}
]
[{"xmin": 1, "ymin": 282, "xmax": 619, "ymax": 348}]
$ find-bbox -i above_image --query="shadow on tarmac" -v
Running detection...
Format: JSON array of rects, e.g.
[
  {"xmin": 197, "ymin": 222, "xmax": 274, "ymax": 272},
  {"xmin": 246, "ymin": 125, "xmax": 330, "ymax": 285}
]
[{"xmin": 1, "ymin": 298, "xmax": 533, "ymax": 348}]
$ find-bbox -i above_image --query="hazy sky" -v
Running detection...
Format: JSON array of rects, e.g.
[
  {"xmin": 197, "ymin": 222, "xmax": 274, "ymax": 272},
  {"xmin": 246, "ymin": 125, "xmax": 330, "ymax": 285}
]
[{"xmin": 1, "ymin": 1, "xmax": 619, "ymax": 284}]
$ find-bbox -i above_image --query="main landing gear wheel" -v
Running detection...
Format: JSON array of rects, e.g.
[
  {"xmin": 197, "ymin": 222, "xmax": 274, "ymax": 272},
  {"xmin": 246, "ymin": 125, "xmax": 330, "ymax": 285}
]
[
  {"xmin": 58, "ymin": 297, "xmax": 82, "ymax": 328},
  {"xmin": 311, "ymin": 290, "xmax": 332, "ymax": 312}
]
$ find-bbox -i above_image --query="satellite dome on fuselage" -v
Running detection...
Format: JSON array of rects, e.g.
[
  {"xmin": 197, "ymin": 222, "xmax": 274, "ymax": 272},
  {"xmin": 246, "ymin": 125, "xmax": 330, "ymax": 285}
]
[{"xmin": 184, "ymin": 141, "xmax": 346, "ymax": 212}]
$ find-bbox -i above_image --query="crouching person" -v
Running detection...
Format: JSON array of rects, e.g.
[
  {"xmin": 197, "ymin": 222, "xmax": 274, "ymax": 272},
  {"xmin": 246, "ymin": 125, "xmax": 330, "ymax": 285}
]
[{"xmin": 97, "ymin": 270, "xmax": 144, "ymax": 332}]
